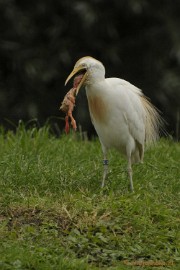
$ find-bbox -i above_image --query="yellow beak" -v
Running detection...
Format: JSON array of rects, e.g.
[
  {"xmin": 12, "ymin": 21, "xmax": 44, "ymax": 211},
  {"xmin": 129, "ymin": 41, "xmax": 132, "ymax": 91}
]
[{"xmin": 65, "ymin": 66, "xmax": 87, "ymax": 95}]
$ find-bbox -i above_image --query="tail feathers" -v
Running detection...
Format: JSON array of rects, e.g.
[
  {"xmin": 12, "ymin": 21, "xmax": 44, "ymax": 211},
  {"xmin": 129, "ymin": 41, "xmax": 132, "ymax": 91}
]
[{"xmin": 141, "ymin": 96, "xmax": 165, "ymax": 145}]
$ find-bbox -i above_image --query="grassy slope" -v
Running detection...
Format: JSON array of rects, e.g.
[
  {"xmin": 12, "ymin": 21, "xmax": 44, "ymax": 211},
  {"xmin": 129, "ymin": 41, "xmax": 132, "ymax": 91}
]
[{"xmin": 0, "ymin": 125, "xmax": 179, "ymax": 270}]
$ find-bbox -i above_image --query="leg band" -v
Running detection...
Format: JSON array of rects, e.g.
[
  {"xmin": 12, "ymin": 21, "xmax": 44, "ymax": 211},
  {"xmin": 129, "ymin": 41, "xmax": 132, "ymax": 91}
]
[{"xmin": 103, "ymin": 159, "xmax": 109, "ymax": 166}]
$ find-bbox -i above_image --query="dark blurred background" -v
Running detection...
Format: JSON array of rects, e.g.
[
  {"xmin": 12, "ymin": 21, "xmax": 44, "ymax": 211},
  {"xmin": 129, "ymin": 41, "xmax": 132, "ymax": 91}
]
[{"xmin": 0, "ymin": 0, "xmax": 180, "ymax": 139}]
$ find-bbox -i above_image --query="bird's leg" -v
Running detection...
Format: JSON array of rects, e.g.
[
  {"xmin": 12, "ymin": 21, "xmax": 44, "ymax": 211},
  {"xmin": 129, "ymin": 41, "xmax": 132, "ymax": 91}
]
[
  {"xmin": 101, "ymin": 147, "xmax": 108, "ymax": 188},
  {"xmin": 127, "ymin": 157, "xmax": 134, "ymax": 192},
  {"xmin": 102, "ymin": 158, "xmax": 108, "ymax": 188}
]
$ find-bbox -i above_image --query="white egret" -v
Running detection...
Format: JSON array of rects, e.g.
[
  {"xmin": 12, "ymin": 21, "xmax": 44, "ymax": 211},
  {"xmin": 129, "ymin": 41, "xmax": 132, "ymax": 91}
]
[{"xmin": 65, "ymin": 56, "xmax": 163, "ymax": 191}]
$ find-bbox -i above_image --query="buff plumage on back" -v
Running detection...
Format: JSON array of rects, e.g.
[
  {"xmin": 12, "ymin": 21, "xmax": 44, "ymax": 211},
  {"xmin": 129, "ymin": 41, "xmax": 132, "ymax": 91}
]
[{"xmin": 140, "ymin": 95, "xmax": 164, "ymax": 145}]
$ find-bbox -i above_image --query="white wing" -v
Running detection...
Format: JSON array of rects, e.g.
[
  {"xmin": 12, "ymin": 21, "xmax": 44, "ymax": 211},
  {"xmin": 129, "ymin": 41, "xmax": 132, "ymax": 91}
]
[
  {"xmin": 106, "ymin": 78, "xmax": 146, "ymax": 146},
  {"xmin": 86, "ymin": 77, "xmax": 159, "ymax": 162}
]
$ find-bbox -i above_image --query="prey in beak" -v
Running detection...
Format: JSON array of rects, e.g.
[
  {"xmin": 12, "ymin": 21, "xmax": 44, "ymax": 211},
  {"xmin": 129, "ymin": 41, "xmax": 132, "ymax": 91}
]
[
  {"xmin": 65, "ymin": 65, "xmax": 87, "ymax": 95},
  {"xmin": 60, "ymin": 65, "xmax": 87, "ymax": 134}
]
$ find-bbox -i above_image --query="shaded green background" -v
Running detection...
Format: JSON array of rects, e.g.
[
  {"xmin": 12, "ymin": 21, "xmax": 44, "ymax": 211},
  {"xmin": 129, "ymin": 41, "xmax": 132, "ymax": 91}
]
[{"xmin": 0, "ymin": 0, "xmax": 180, "ymax": 139}]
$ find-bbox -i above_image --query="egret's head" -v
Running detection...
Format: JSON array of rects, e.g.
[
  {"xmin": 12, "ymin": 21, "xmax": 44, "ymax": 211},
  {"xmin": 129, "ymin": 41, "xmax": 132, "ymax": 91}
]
[{"xmin": 65, "ymin": 56, "xmax": 105, "ymax": 95}]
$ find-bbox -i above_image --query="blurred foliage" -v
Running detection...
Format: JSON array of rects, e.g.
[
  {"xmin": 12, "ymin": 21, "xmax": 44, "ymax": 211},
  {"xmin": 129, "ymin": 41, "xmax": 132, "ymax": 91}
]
[{"xmin": 0, "ymin": 0, "xmax": 180, "ymax": 138}]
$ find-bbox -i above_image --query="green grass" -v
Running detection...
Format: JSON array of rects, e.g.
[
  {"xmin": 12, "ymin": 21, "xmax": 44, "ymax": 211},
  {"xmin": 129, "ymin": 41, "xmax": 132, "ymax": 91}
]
[{"xmin": 0, "ymin": 124, "xmax": 179, "ymax": 269}]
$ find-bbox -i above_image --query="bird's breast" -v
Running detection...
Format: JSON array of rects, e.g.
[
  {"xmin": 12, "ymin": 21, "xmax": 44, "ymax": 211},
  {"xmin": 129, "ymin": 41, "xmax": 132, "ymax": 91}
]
[{"xmin": 87, "ymin": 94, "xmax": 108, "ymax": 125}]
